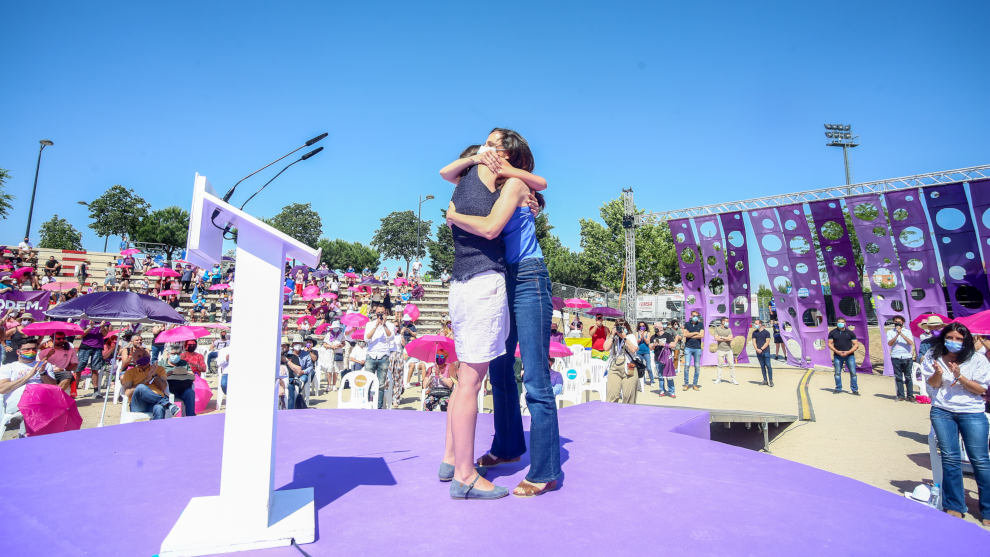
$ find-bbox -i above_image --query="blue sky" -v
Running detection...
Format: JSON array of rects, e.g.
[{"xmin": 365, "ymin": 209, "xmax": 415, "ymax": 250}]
[{"xmin": 2, "ymin": 1, "xmax": 988, "ymax": 289}]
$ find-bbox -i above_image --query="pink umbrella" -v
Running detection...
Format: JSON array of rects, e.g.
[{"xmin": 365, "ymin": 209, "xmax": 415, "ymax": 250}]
[
  {"xmin": 513, "ymin": 341, "xmax": 574, "ymax": 358},
  {"xmin": 201, "ymin": 323, "xmax": 230, "ymax": 330},
  {"xmin": 283, "ymin": 286, "xmax": 292, "ymax": 294},
  {"xmin": 193, "ymin": 375, "xmax": 213, "ymax": 414},
  {"xmin": 41, "ymin": 281, "xmax": 80, "ymax": 292},
  {"xmin": 405, "ymin": 334, "xmax": 457, "ymax": 362},
  {"xmin": 282, "ymin": 315, "xmax": 292, "ymax": 320},
  {"xmin": 209, "ymin": 283, "xmax": 231, "ymax": 291},
  {"xmin": 12, "ymin": 266, "xmax": 33, "ymax": 278},
  {"xmin": 910, "ymin": 312, "xmax": 949, "ymax": 338},
  {"xmin": 297, "ymin": 315, "xmax": 317, "ymax": 326},
  {"xmin": 347, "ymin": 286, "xmax": 359, "ymax": 292},
  {"xmin": 340, "ymin": 312, "xmax": 369, "ymax": 328},
  {"xmin": 314, "ymin": 323, "xmax": 330, "ymax": 335},
  {"xmin": 22, "ymin": 321, "xmax": 85, "ymax": 337},
  {"xmin": 350, "ymin": 327, "xmax": 367, "ymax": 340},
  {"xmin": 953, "ymin": 310, "xmax": 990, "ymax": 335},
  {"xmin": 159, "ymin": 289, "xmax": 180, "ymax": 297},
  {"xmin": 155, "ymin": 325, "xmax": 210, "ymax": 343},
  {"xmin": 17, "ymin": 383, "xmax": 82, "ymax": 436},
  {"xmin": 121, "ymin": 248, "xmax": 141, "ymax": 256},
  {"xmin": 394, "ymin": 277, "xmax": 408, "ymax": 286},
  {"xmin": 116, "ymin": 264, "xmax": 132, "ymax": 269},
  {"xmin": 147, "ymin": 267, "xmax": 180, "ymax": 278},
  {"xmin": 403, "ymin": 304, "xmax": 420, "ymax": 322},
  {"xmin": 0, "ymin": 264, "xmax": 11, "ymax": 270},
  {"xmin": 565, "ymin": 298, "xmax": 592, "ymax": 309},
  {"xmin": 344, "ymin": 272, "xmax": 358, "ymax": 279},
  {"xmin": 173, "ymin": 259, "xmax": 193, "ymax": 266},
  {"xmin": 302, "ymin": 285, "xmax": 320, "ymax": 298}
]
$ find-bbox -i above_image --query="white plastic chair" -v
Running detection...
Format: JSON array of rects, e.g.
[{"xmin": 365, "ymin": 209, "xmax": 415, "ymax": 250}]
[
  {"xmin": 555, "ymin": 367, "xmax": 584, "ymax": 408},
  {"xmin": 121, "ymin": 392, "xmax": 175, "ymax": 424},
  {"xmin": 337, "ymin": 370, "xmax": 379, "ymax": 409},
  {"xmin": 576, "ymin": 360, "xmax": 607, "ymax": 402}
]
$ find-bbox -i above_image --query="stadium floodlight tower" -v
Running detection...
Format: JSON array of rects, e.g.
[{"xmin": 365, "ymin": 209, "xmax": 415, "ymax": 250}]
[{"xmin": 824, "ymin": 123, "xmax": 859, "ymax": 192}]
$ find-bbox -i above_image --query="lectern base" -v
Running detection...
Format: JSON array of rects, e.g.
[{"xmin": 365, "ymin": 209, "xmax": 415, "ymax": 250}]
[{"xmin": 159, "ymin": 488, "xmax": 315, "ymax": 556}]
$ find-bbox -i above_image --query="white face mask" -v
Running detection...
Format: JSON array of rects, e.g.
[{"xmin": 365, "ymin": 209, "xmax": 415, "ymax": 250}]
[
  {"xmin": 477, "ymin": 145, "xmax": 496, "ymax": 155},
  {"xmin": 292, "ymin": 344, "xmax": 302, "ymax": 351}
]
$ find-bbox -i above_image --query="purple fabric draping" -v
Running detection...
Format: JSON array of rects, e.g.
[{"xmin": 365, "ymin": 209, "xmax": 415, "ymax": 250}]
[
  {"xmin": 718, "ymin": 212, "xmax": 751, "ymax": 364},
  {"xmin": 845, "ymin": 194, "xmax": 909, "ymax": 376},
  {"xmin": 746, "ymin": 208, "xmax": 806, "ymax": 368},
  {"xmin": 695, "ymin": 215, "xmax": 730, "ymax": 366},
  {"xmin": 808, "ymin": 200, "xmax": 872, "ymax": 372},
  {"xmin": 968, "ymin": 179, "xmax": 990, "ymax": 274},
  {"xmin": 924, "ymin": 182, "xmax": 990, "ymax": 317},
  {"xmin": 778, "ymin": 204, "xmax": 831, "ymax": 368},
  {"xmin": 670, "ymin": 218, "xmax": 706, "ymax": 347},
  {"xmin": 882, "ymin": 189, "xmax": 947, "ymax": 323}
]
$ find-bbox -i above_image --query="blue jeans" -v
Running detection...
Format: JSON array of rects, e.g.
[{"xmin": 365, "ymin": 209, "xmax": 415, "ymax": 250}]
[
  {"xmin": 891, "ymin": 357, "xmax": 914, "ymax": 398},
  {"xmin": 683, "ymin": 347, "xmax": 702, "ymax": 386},
  {"xmin": 365, "ymin": 355, "xmax": 390, "ymax": 409},
  {"xmin": 168, "ymin": 379, "xmax": 196, "ymax": 417},
  {"xmin": 832, "ymin": 354, "xmax": 858, "ymax": 392},
  {"xmin": 662, "ymin": 377, "xmax": 676, "ymax": 395},
  {"xmin": 220, "ymin": 374, "xmax": 228, "ymax": 394},
  {"xmin": 930, "ymin": 407, "xmax": 990, "ymax": 516},
  {"xmin": 639, "ymin": 349, "xmax": 654, "ymax": 383},
  {"xmin": 150, "ymin": 345, "xmax": 164, "ymax": 367},
  {"xmin": 756, "ymin": 351, "xmax": 773, "ymax": 382},
  {"xmin": 287, "ymin": 374, "xmax": 309, "ymax": 409},
  {"xmin": 490, "ymin": 258, "xmax": 561, "ymax": 484},
  {"xmin": 77, "ymin": 346, "xmax": 104, "ymax": 372},
  {"xmin": 130, "ymin": 384, "xmax": 169, "ymax": 419}
]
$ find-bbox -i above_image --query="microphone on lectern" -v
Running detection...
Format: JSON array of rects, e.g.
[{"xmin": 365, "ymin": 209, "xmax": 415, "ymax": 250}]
[{"xmin": 238, "ymin": 146, "xmax": 324, "ymax": 211}]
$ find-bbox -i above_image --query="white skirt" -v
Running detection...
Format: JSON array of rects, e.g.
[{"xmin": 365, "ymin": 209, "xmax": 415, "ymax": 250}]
[{"xmin": 448, "ymin": 270, "xmax": 509, "ymax": 364}]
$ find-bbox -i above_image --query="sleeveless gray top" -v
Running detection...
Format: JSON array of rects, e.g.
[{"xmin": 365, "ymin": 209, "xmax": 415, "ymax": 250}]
[{"xmin": 450, "ymin": 165, "xmax": 505, "ymax": 281}]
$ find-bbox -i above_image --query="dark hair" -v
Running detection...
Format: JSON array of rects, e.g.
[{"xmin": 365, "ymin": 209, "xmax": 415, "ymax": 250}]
[
  {"xmin": 490, "ymin": 128, "xmax": 535, "ymax": 187},
  {"xmin": 931, "ymin": 322, "xmax": 976, "ymax": 363},
  {"xmin": 458, "ymin": 145, "xmax": 480, "ymax": 178},
  {"xmin": 534, "ymin": 191, "xmax": 546, "ymax": 210}
]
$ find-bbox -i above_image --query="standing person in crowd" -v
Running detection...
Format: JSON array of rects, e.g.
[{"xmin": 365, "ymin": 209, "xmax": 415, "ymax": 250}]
[
  {"xmin": 667, "ymin": 319, "xmax": 683, "ymax": 373},
  {"xmin": 282, "ymin": 334, "xmax": 312, "ymax": 409},
  {"xmin": 348, "ymin": 340, "xmax": 366, "ymax": 371},
  {"xmin": 771, "ymin": 319, "xmax": 785, "ymax": 360},
  {"xmin": 752, "ymin": 319, "xmax": 773, "ymax": 387},
  {"xmin": 78, "ymin": 321, "xmax": 107, "ymax": 398},
  {"xmin": 39, "ymin": 331, "xmax": 78, "ymax": 395},
  {"xmin": 364, "ymin": 305, "xmax": 394, "ymax": 409},
  {"xmin": 921, "ymin": 322, "xmax": 990, "ymax": 525},
  {"xmin": 589, "ymin": 314, "xmax": 609, "ymax": 360},
  {"xmin": 0, "ymin": 338, "xmax": 46, "ymax": 437},
  {"xmin": 887, "ymin": 315, "xmax": 916, "ymax": 401},
  {"xmin": 180, "ymin": 265, "xmax": 193, "ymax": 293},
  {"xmin": 651, "ymin": 325, "xmax": 675, "ymax": 397},
  {"xmin": 636, "ymin": 321, "xmax": 654, "ymax": 385},
  {"xmin": 104, "ymin": 261, "xmax": 117, "ymax": 290},
  {"xmin": 74, "ymin": 259, "xmax": 89, "ymax": 286},
  {"xmin": 682, "ymin": 310, "xmax": 704, "ymax": 391},
  {"xmin": 604, "ymin": 319, "xmax": 639, "ymax": 404},
  {"xmin": 918, "ymin": 315, "xmax": 947, "ymax": 363},
  {"xmin": 411, "ymin": 259, "xmax": 423, "ymax": 280},
  {"xmin": 713, "ymin": 317, "xmax": 737, "ymax": 385},
  {"xmin": 161, "ymin": 343, "xmax": 197, "ymax": 417},
  {"xmin": 828, "ymin": 317, "xmax": 860, "ymax": 395}
]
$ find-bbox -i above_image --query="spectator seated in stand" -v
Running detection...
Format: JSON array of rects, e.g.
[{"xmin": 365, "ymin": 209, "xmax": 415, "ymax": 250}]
[
  {"xmin": 0, "ymin": 338, "xmax": 51, "ymax": 437},
  {"xmin": 161, "ymin": 343, "xmax": 197, "ymax": 416},
  {"xmin": 549, "ymin": 357, "xmax": 563, "ymax": 396},
  {"xmin": 423, "ymin": 348, "xmax": 455, "ymax": 411},
  {"xmin": 120, "ymin": 354, "xmax": 179, "ymax": 420}
]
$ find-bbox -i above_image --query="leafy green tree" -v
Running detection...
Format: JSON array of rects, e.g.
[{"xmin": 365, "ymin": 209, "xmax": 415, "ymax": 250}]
[
  {"xmin": 428, "ymin": 210, "xmax": 454, "ymax": 275},
  {"xmin": 0, "ymin": 169, "xmax": 14, "ymax": 220},
  {"xmin": 317, "ymin": 238, "xmax": 380, "ymax": 272},
  {"xmin": 135, "ymin": 206, "xmax": 189, "ymax": 262},
  {"xmin": 84, "ymin": 185, "xmax": 150, "ymax": 240},
  {"xmin": 265, "ymin": 203, "xmax": 322, "ymax": 248},
  {"xmin": 38, "ymin": 214, "xmax": 83, "ymax": 250},
  {"xmin": 371, "ymin": 210, "xmax": 432, "ymax": 275}
]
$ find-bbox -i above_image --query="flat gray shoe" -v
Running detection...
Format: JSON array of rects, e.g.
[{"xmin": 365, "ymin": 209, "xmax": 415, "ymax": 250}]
[
  {"xmin": 449, "ymin": 473, "xmax": 508, "ymax": 500},
  {"xmin": 438, "ymin": 462, "xmax": 488, "ymax": 482}
]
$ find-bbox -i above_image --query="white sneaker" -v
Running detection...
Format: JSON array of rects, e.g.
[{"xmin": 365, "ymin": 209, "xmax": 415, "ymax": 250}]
[
  {"xmin": 713, "ymin": 378, "xmax": 721, "ymax": 384},
  {"xmin": 730, "ymin": 379, "xmax": 739, "ymax": 385}
]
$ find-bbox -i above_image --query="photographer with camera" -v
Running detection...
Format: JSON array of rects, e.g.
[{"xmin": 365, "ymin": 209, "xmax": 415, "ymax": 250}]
[
  {"xmin": 282, "ymin": 334, "xmax": 312, "ymax": 409},
  {"xmin": 887, "ymin": 315, "xmax": 915, "ymax": 401},
  {"xmin": 364, "ymin": 305, "xmax": 395, "ymax": 410},
  {"xmin": 603, "ymin": 319, "xmax": 640, "ymax": 404}
]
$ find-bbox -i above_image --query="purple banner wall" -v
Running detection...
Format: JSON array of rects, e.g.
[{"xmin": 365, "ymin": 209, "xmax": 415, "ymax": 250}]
[
  {"xmin": 846, "ymin": 194, "xmax": 909, "ymax": 376},
  {"xmin": 670, "ymin": 218, "xmax": 706, "ymax": 350},
  {"xmin": 924, "ymin": 183, "xmax": 990, "ymax": 317},
  {"xmin": 778, "ymin": 204, "xmax": 832, "ymax": 368},
  {"xmin": 746, "ymin": 208, "xmax": 807, "ymax": 368},
  {"xmin": 695, "ymin": 215, "xmax": 730, "ymax": 366},
  {"xmin": 809, "ymin": 200, "xmax": 873, "ymax": 372},
  {"xmin": 968, "ymin": 179, "xmax": 990, "ymax": 274},
  {"xmin": 0, "ymin": 290, "xmax": 52, "ymax": 321},
  {"xmin": 883, "ymin": 189, "xmax": 947, "ymax": 322},
  {"xmin": 718, "ymin": 212, "xmax": 751, "ymax": 364}
]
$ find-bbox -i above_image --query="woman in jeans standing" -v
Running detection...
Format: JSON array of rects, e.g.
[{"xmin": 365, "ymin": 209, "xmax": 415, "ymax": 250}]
[
  {"xmin": 444, "ymin": 128, "xmax": 560, "ymax": 497},
  {"xmin": 921, "ymin": 322, "xmax": 990, "ymax": 524}
]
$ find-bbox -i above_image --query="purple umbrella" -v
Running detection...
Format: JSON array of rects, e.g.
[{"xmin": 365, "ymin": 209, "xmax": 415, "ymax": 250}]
[
  {"xmin": 289, "ymin": 265, "xmax": 311, "ymax": 280},
  {"xmin": 588, "ymin": 306, "xmax": 623, "ymax": 318},
  {"xmin": 551, "ymin": 297, "xmax": 566, "ymax": 311},
  {"xmin": 45, "ymin": 291, "xmax": 185, "ymax": 324},
  {"xmin": 360, "ymin": 278, "xmax": 384, "ymax": 286}
]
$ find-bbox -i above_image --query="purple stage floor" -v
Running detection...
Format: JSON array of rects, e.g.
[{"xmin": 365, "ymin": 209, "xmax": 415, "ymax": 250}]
[{"xmin": 1, "ymin": 402, "xmax": 987, "ymax": 555}]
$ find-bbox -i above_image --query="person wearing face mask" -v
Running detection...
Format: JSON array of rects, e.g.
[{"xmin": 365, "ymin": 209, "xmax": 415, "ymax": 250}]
[
  {"xmin": 322, "ymin": 321, "xmax": 346, "ymax": 392},
  {"xmin": 921, "ymin": 322, "xmax": 990, "ymax": 525},
  {"xmin": 39, "ymin": 332, "xmax": 79, "ymax": 394},
  {"xmin": 0, "ymin": 312, "xmax": 36, "ymax": 365},
  {"xmin": 364, "ymin": 305, "xmax": 395, "ymax": 409},
  {"xmin": 180, "ymin": 340, "xmax": 206, "ymax": 376},
  {"xmin": 589, "ymin": 315, "xmax": 609, "ymax": 360},
  {"xmin": 828, "ymin": 317, "xmax": 860, "ymax": 395},
  {"xmin": 283, "ymin": 334, "xmax": 313, "ymax": 409},
  {"xmin": 713, "ymin": 317, "xmax": 737, "ymax": 385},
  {"xmin": 424, "ymin": 349, "xmax": 455, "ymax": 411},
  {"xmin": 161, "ymin": 343, "xmax": 197, "ymax": 416},
  {"xmin": 0, "ymin": 338, "xmax": 46, "ymax": 437},
  {"xmin": 681, "ymin": 311, "xmax": 705, "ymax": 391},
  {"xmin": 122, "ymin": 353, "xmax": 179, "ymax": 419},
  {"xmin": 636, "ymin": 322, "xmax": 654, "ymax": 385},
  {"xmin": 887, "ymin": 316, "xmax": 916, "ymax": 401},
  {"xmin": 549, "ymin": 322, "xmax": 564, "ymax": 345}
]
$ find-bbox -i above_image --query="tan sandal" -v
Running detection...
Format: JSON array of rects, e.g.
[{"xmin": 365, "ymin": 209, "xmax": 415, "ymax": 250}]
[
  {"xmin": 512, "ymin": 479, "xmax": 559, "ymax": 498},
  {"xmin": 476, "ymin": 452, "xmax": 520, "ymax": 467}
]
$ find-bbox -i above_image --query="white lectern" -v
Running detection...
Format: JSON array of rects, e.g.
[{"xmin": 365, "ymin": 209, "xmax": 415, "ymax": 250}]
[{"xmin": 160, "ymin": 174, "xmax": 321, "ymax": 556}]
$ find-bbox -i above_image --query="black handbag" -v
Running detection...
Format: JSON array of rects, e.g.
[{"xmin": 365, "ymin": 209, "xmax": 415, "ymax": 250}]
[{"xmin": 624, "ymin": 346, "xmax": 647, "ymax": 378}]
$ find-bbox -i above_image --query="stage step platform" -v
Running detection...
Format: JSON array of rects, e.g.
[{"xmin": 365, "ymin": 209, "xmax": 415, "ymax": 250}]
[{"xmin": 1, "ymin": 402, "xmax": 986, "ymax": 555}]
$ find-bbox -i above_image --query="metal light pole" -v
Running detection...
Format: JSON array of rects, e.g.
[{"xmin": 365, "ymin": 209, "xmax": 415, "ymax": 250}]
[
  {"xmin": 416, "ymin": 194, "xmax": 434, "ymax": 270},
  {"xmin": 25, "ymin": 139, "xmax": 54, "ymax": 240},
  {"xmin": 77, "ymin": 200, "xmax": 109, "ymax": 251},
  {"xmin": 824, "ymin": 124, "xmax": 859, "ymax": 194}
]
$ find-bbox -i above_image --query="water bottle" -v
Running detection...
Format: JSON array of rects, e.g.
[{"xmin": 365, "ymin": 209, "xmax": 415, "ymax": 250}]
[{"xmin": 928, "ymin": 483, "xmax": 941, "ymax": 509}]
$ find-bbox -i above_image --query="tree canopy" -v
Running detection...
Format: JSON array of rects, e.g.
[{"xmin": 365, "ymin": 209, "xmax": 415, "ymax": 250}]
[
  {"xmin": 265, "ymin": 203, "xmax": 322, "ymax": 248},
  {"xmin": 84, "ymin": 185, "xmax": 150, "ymax": 239},
  {"xmin": 371, "ymin": 210, "xmax": 432, "ymax": 274},
  {"xmin": 428, "ymin": 210, "xmax": 454, "ymax": 275},
  {"xmin": 317, "ymin": 238, "xmax": 380, "ymax": 272},
  {"xmin": 38, "ymin": 214, "xmax": 83, "ymax": 250},
  {"xmin": 135, "ymin": 206, "xmax": 189, "ymax": 261},
  {"xmin": 0, "ymin": 169, "xmax": 14, "ymax": 220}
]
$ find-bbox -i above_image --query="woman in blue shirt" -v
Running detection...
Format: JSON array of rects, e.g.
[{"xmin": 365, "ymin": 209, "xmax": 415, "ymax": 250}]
[{"xmin": 445, "ymin": 128, "xmax": 560, "ymax": 497}]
